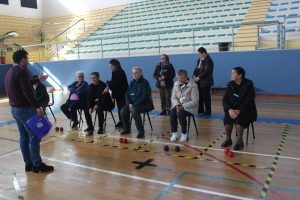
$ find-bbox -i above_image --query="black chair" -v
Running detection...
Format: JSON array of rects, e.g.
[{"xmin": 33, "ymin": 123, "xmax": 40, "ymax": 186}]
[
  {"xmin": 69, "ymin": 109, "xmax": 84, "ymax": 128},
  {"xmin": 43, "ymin": 92, "xmax": 56, "ymax": 121},
  {"xmin": 246, "ymin": 122, "xmax": 255, "ymax": 144},
  {"xmin": 93, "ymin": 110, "xmax": 117, "ymax": 130},
  {"xmin": 130, "ymin": 111, "xmax": 153, "ymax": 131},
  {"xmin": 187, "ymin": 114, "xmax": 199, "ymax": 140}
]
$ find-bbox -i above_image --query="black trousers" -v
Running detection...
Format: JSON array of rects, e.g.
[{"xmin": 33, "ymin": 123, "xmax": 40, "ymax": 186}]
[
  {"xmin": 120, "ymin": 105, "xmax": 147, "ymax": 135},
  {"xmin": 115, "ymin": 95, "xmax": 126, "ymax": 122},
  {"xmin": 159, "ymin": 87, "xmax": 172, "ymax": 111},
  {"xmin": 60, "ymin": 100, "xmax": 81, "ymax": 122},
  {"xmin": 84, "ymin": 108, "xmax": 104, "ymax": 130},
  {"xmin": 198, "ymin": 86, "xmax": 212, "ymax": 114},
  {"xmin": 170, "ymin": 107, "xmax": 192, "ymax": 134}
]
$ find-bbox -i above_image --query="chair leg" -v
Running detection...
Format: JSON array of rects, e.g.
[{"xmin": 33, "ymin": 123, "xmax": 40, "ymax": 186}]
[
  {"xmin": 251, "ymin": 122, "xmax": 255, "ymax": 139},
  {"xmin": 110, "ymin": 111, "xmax": 117, "ymax": 126},
  {"xmin": 93, "ymin": 111, "xmax": 97, "ymax": 128},
  {"xmin": 104, "ymin": 111, "xmax": 108, "ymax": 130},
  {"xmin": 78, "ymin": 110, "xmax": 83, "ymax": 128},
  {"xmin": 147, "ymin": 112, "xmax": 153, "ymax": 130},
  {"xmin": 246, "ymin": 126, "xmax": 250, "ymax": 145},
  {"xmin": 187, "ymin": 116, "xmax": 191, "ymax": 141},
  {"xmin": 48, "ymin": 106, "xmax": 56, "ymax": 121},
  {"xmin": 192, "ymin": 115, "xmax": 199, "ymax": 135},
  {"xmin": 143, "ymin": 113, "xmax": 146, "ymax": 126}
]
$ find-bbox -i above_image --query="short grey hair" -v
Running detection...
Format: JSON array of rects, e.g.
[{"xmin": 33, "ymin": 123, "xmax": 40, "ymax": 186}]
[
  {"xmin": 177, "ymin": 69, "xmax": 188, "ymax": 78},
  {"xmin": 132, "ymin": 67, "xmax": 142, "ymax": 73},
  {"xmin": 76, "ymin": 71, "xmax": 84, "ymax": 77}
]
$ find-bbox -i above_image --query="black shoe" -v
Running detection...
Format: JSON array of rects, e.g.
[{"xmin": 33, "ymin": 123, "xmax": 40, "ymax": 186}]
[
  {"xmin": 84, "ymin": 127, "xmax": 93, "ymax": 132},
  {"xmin": 115, "ymin": 122, "xmax": 123, "ymax": 128},
  {"xmin": 160, "ymin": 111, "xmax": 167, "ymax": 115},
  {"xmin": 120, "ymin": 129, "xmax": 131, "ymax": 135},
  {"xmin": 137, "ymin": 133, "xmax": 145, "ymax": 139},
  {"xmin": 32, "ymin": 162, "xmax": 54, "ymax": 173},
  {"xmin": 221, "ymin": 139, "xmax": 233, "ymax": 148},
  {"xmin": 71, "ymin": 121, "xmax": 79, "ymax": 129},
  {"xmin": 86, "ymin": 129, "xmax": 94, "ymax": 136},
  {"xmin": 97, "ymin": 128, "xmax": 104, "ymax": 134},
  {"xmin": 25, "ymin": 165, "xmax": 32, "ymax": 172},
  {"xmin": 233, "ymin": 141, "xmax": 244, "ymax": 151}
]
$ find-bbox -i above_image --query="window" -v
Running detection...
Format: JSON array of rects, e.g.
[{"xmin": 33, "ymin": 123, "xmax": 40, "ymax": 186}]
[
  {"xmin": 20, "ymin": 0, "xmax": 37, "ymax": 9},
  {"xmin": 0, "ymin": 0, "xmax": 9, "ymax": 5}
]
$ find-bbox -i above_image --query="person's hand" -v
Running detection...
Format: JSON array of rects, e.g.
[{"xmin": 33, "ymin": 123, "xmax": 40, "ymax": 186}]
[
  {"xmin": 102, "ymin": 87, "xmax": 109, "ymax": 94},
  {"xmin": 93, "ymin": 105, "xmax": 98, "ymax": 111},
  {"xmin": 176, "ymin": 105, "xmax": 183, "ymax": 113},
  {"xmin": 158, "ymin": 77, "xmax": 163, "ymax": 81},
  {"xmin": 234, "ymin": 110, "xmax": 240, "ymax": 116},
  {"xmin": 129, "ymin": 104, "xmax": 134, "ymax": 111},
  {"xmin": 89, "ymin": 108, "xmax": 93, "ymax": 115},
  {"xmin": 37, "ymin": 107, "xmax": 44, "ymax": 118},
  {"xmin": 194, "ymin": 76, "xmax": 200, "ymax": 82},
  {"xmin": 161, "ymin": 75, "xmax": 165, "ymax": 80},
  {"xmin": 228, "ymin": 109, "xmax": 238, "ymax": 119},
  {"xmin": 38, "ymin": 75, "xmax": 48, "ymax": 81}
]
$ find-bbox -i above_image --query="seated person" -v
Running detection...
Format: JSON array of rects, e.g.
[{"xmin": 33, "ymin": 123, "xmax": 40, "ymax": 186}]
[
  {"xmin": 221, "ymin": 67, "xmax": 257, "ymax": 151},
  {"xmin": 170, "ymin": 69, "xmax": 199, "ymax": 142},
  {"xmin": 120, "ymin": 67, "xmax": 154, "ymax": 139},
  {"xmin": 60, "ymin": 71, "xmax": 88, "ymax": 129},
  {"xmin": 84, "ymin": 72, "xmax": 108, "ymax": 135},
  {"xmin": 31, "ymin": 74, "xmax": 49, "ymax": 107}
]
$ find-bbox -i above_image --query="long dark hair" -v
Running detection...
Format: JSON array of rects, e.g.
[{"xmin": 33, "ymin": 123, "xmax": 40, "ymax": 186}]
[
  {"xmin": 161, "ymin": 54, "xmax": 170, "ymax": 63},
  {"xmin": 109, "ymin": 59, "xmax": 122, "ymax": 70}
]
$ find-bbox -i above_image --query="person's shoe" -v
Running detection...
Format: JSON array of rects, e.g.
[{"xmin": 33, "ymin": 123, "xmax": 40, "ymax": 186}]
[
  {"xmin": 170, "ymin": 132, "xmax": 179, "ymax": 142},
  {"xmin": 25, "ymin": 165, "xmax": 32, "ymax": 172},
  {"xmin": 71, "ymin": 121, "xmax": 79, "ymax": 129},
  {"xmin": 137, "ymin": 134, "xmax": 145, "ymax": 139},
  {"xmin": 160, "ymin": 111, "xmax": 167, "ymax": 115},
  {"xmin": 86, "ymin": 129, "xmax": 94, "ymax": 136},
  {"xmin": 84, "ymin": 127, "xmax": 93, "ymax": 132},
  {"xmin": 179, "ymin": 133, "xmax": 188, "ymax": 142},
  {"xmin": 97, "ymin": 128, "xmax": 104, "ymax": 134},
  {"xmin": 120, "ymin": 129, "xmax": 131, "ymax": 135},
  {"xmin": 32, "ymin": 162, "xmax": 54, "ymax": 173},
  {"xmin": 115, "ymin": 122, "xmax": 123, "ymax": 128},
  {"xmin": 221, "ymin": 139, "xmax": 233, "ymax": 148},
  {"xmin": 233, "ymin": 141, "xmax": 244, "ymax": 151}
]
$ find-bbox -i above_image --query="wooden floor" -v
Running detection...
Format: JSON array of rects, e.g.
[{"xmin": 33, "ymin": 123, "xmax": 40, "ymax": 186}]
[{"xmin": 0, "ymin": 92, "xmax": 300, "ymax": 200}]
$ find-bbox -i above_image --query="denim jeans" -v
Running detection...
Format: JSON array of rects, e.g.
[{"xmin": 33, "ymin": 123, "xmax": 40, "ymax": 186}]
[{"xmin": 11, "ymin": 107, "xmax": 42, "ymax": 166}]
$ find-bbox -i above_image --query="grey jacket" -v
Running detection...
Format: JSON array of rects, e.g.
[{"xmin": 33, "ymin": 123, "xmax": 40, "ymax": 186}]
[{"xmin": 171, "ymin": 80, "xmax": 199, "ymax": 115}]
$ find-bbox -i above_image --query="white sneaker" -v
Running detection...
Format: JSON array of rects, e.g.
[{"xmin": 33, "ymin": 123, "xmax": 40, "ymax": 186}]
[
  {"xmin": 170, "ymin": 132, "xmax": 179, "ymax": 142},
  {"xmin": 180, "ymin": 133, "xmax": 188, "ymax": 142}
]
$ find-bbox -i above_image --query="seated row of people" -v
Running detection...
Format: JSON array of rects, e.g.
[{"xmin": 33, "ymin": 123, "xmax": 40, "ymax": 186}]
[{"xmin": 33, "ymin": 56, "xmax": 256, "ymax": 151}]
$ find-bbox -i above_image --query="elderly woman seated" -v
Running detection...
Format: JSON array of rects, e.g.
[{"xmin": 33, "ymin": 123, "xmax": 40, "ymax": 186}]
[
  {"xmin": 221, "ymin": 67, "xmax": 257, "ymax": 151},
  {"xmin": 169, "ymin": 69, "xmax": 199, "ymax": 142},
  {"xmin": 60, "ymin": 71, "xmax": 88, "ymax": 129}
]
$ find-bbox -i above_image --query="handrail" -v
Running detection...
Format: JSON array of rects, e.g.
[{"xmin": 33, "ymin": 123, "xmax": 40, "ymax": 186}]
[
  {"xmin": 22, "ymin": 20, "xmax": 280, "ymax": 48},
  {"xmin": 34, "ymin": 62, "xmax": 64, "ymax": 90},
  {"xmin": 50, "ymin": 19, "xmax": 85, "ymax": 42}
]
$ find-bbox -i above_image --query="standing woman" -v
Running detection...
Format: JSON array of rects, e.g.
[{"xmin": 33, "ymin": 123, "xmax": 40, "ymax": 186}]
[
  {"xmin": 153, "ymin": 54, "xmax": 175, "ymax": 115},
  {"xmin": 221, "ymin": 67, "xmax": 257, "ymax": 151},
  {"xmin": 105, "ymin": 59, "xmax": 129, "ymax": 128}
]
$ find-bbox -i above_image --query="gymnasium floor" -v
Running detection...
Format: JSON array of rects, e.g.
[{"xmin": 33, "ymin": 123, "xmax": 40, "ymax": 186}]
[{"xmin": 0, "ymin": 92, "xmax": 299, "ymax": 200}]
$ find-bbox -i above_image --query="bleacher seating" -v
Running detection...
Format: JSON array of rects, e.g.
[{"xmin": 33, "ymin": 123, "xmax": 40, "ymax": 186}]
[{"xmin": 65, "ymin": 0, "xmax": 252, "ymax": 59}]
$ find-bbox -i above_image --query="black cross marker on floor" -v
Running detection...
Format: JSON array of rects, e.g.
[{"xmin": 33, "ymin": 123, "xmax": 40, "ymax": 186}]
[{"xmin": 132, "ymin": 159, "xmax": 158, "ymax": 170}]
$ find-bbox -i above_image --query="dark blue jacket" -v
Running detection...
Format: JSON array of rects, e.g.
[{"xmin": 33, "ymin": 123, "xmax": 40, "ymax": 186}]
[{"xmin": 125, "ymin": 76, "xmax": 153, "ymax": 109}]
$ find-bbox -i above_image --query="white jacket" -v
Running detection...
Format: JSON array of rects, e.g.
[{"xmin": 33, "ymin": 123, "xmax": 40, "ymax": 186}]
[{"xmin": 171, "ymin": 80, "xmax": 199, "ymax": 115}]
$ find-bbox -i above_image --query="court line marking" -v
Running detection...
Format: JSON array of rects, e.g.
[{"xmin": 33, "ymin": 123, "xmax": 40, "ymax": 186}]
[
  {"xmin": 43, "ymin": 156, "xmax": 255, "ymax": 200},
  {"xmin": 0, "ymin": 137, "xmax": 19, "ymax": 143},
  {"xmin": 105, "ymin": 135, "xmax": 300, "ymax": 161},
  {"xmin": 11, "ymin": 173, "xmax": 24, "ymax": 200}
]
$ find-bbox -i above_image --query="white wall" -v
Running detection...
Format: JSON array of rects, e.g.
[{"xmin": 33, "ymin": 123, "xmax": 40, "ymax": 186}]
[
  {"xmin": 42, "ymin": 0, "xmax": 139, "ymax": 18},
  {"xmin": 0, "ymin": 0, "xmax": 43, "ymax": 18}
]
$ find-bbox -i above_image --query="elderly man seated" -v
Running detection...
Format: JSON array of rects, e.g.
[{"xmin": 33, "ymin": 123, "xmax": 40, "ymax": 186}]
[
  {"xmin": 170, "ymin": 69, "xmax": 199, "ymax": 142},
  {"xmin": 120, "ymin": 67, "xmax": 154, "ymax": 139}
]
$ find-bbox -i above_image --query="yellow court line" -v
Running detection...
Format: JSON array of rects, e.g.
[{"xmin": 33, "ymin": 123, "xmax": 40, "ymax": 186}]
[{"xmin": 0, "ymin": 98, "xmax": 9, "ymax": 104}]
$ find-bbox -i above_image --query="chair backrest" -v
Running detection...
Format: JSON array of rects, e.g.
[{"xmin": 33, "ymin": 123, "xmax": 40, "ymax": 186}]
[{"xmin": 48, "ymin": 92, "xmax": 55, "ymax": 106}]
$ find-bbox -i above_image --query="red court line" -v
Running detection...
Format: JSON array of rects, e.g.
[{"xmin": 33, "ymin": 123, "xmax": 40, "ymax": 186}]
[{"xmin": 161, "ymin": 136, "xmax": 286, "ymax": 200}]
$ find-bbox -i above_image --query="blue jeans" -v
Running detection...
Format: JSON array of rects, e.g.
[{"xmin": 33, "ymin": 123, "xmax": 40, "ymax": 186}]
[{"xmin": 11, "ymin": 107, "xmax": 42, "ymax": 166}]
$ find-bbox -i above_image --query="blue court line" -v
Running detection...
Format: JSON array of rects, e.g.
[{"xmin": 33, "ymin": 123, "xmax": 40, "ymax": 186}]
[
  {"xmin": 154, "ymin": 172, "xmax": 300, "ymax": 200},
  {"xmin": 1, "ymin": 108, "xmax": 300, "ymax": 127}
]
